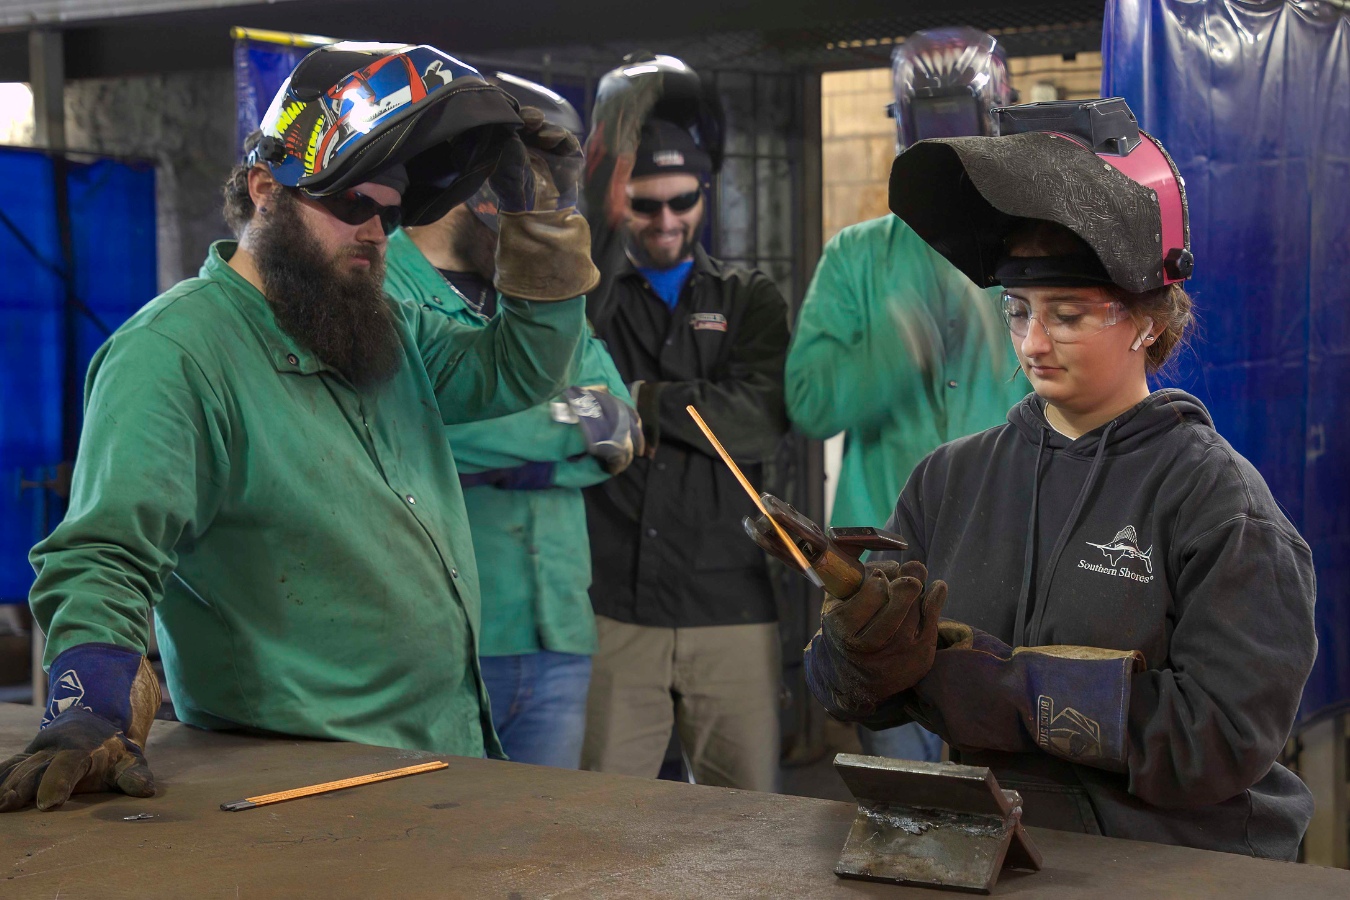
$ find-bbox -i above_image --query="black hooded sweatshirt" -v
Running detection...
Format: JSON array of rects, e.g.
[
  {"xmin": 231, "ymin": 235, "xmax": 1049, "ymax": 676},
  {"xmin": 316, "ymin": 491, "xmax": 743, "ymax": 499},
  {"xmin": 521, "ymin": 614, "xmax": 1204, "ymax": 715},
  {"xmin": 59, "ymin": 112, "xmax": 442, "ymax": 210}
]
[{"xmin": 872, "ymin": 389, "xmax": 1316, "ymax": 859}]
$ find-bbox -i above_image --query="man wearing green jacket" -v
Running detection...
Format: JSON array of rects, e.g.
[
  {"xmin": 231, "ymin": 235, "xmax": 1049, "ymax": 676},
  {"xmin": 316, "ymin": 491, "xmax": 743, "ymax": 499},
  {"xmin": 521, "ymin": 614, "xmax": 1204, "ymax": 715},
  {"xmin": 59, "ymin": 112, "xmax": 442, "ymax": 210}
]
[
  {"xmin": 385, "ymin": 78, "xmax": 639, "ymax": 766},
  {"xmin": 0, "ymin": 44, "xmax": 599, "ymax": 813},
  {"xmin": 785, "ymin": 28, "xmax": 1027, "ymax": 762}
]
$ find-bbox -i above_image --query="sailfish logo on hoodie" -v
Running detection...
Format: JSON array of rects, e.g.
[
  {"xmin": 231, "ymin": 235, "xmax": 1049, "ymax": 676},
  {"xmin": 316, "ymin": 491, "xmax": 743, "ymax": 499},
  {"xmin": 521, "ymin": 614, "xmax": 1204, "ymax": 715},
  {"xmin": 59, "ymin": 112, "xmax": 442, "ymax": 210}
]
[{"xmin": 1086, "ymin": 526, "xmax": 1153, "ymax": 574}]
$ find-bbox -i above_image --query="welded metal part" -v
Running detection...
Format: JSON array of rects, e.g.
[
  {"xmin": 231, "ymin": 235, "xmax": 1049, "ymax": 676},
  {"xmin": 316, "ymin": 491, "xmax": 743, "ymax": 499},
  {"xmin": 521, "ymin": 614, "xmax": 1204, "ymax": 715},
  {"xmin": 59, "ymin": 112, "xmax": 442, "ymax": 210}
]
[{"xmin": 833, "ymin": 753, "xmax": 1043, "ymax": 894}]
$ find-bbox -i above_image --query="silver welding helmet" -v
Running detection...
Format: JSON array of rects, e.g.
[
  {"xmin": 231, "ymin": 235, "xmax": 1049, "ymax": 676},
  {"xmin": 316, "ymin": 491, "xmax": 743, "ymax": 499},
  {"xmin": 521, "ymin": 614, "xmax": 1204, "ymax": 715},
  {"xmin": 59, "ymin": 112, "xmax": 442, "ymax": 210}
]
[{"xmin": 889, "ymin": 27, "xmax": 1013, "ymax": 151}]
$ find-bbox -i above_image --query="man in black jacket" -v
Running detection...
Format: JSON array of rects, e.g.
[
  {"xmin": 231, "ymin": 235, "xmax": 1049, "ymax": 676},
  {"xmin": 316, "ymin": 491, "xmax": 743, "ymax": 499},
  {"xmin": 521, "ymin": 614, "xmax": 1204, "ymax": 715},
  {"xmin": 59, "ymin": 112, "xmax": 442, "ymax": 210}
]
[{"xmin": 580, "ymin": 117, "xmax": 791, "ymax": 791}]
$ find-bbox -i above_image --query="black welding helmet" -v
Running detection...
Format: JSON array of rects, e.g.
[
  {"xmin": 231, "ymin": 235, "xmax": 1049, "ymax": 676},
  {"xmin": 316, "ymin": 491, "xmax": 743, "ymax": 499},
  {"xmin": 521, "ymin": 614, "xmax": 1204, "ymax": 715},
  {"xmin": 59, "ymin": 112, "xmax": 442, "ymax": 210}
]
[
  {"xmin": 889, "ymin": 27, "xmax": 1013, "ymax": 151},
  {"xmin": 249, "ymin": 42, "xmax": 523, "ymax": 226},
  {"xmin": 889, "ymin": 98, "xmax": 1194, "ymax": 293},
  {"xmin": 467, "ymin": 71, "xmax": 584, "ymax": 232},
  {"xmin": 588, "ymin": 52, "xmax": 725, "ymax": 174}
]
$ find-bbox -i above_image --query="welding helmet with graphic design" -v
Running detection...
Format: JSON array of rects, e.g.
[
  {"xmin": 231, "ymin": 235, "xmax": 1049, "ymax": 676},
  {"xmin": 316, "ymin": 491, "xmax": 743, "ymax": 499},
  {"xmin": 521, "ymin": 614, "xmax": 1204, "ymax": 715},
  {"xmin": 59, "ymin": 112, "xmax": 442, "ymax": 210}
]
[
  {"xmin": 888, "ymin": 98, "xmax": 1193, "ymax": 293},
  {"xmin": 249, "ymin": 43, "xmax": 523, "ymax": 226},
  {"xmin": 467, "ymin": 72, "xmax": 584, "ymax": 232},
  {"xmin": 889, "ymin": 27, "xmax": 1013, "ymax": 151}
]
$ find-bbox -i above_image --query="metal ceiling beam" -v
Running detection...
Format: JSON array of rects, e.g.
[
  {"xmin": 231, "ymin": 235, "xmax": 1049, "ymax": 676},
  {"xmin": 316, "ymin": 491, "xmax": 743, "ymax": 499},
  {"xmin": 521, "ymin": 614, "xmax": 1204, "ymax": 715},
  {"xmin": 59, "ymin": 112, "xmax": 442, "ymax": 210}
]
[{"xmin": 0, "ymin": 0, "xmax": 301, "ymax": 29}]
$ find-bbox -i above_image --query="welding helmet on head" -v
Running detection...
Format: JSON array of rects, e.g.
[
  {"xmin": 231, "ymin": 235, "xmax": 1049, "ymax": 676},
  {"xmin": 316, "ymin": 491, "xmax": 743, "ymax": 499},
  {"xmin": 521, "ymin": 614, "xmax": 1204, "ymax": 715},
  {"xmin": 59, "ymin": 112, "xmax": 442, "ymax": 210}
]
[
  {"xmin": 889, "ymin": 27, "xmax": 1013, "ymax": 150},
  {"xmin": 249, "ymin": 42, "xmax": 523, "ymax": 226},
  {"xmin": 589, "ymin": 52, "xmax": 725, "ymax": 174},
  {"xmin": 888, "ymin": 97, "xmax": 1193, "ymax": 293},
  {"xmin": 467, "ymin": 72, "xmax": 585, "ymax": 232}
]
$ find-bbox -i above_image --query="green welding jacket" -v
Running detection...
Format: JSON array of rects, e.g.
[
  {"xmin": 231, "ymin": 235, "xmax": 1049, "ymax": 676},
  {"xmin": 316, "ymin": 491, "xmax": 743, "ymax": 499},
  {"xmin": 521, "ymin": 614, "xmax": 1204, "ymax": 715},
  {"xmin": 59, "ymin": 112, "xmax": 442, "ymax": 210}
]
[
  {"xmin": 786, "ymin": 215, "xmax": 1029, "ymax": 530},
  {"xmin": 28, "ymin": 241, "xmax": 587, "ymax": 759},
  {"xmin": 383, "ymin": 229, "xmax": 629, "ymax": 658}
]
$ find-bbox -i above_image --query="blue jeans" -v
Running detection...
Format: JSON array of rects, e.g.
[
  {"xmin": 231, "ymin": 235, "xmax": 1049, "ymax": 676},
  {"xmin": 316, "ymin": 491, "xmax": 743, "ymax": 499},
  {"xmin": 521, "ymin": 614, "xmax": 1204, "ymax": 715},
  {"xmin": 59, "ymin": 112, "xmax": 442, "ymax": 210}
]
[
  {"xmin": 479, "ymin": 651, "xmax": 592, "ymax": 768},
  {"xmin": 858, "ymin": 722, "xmax": 943, "ymax": 762}
]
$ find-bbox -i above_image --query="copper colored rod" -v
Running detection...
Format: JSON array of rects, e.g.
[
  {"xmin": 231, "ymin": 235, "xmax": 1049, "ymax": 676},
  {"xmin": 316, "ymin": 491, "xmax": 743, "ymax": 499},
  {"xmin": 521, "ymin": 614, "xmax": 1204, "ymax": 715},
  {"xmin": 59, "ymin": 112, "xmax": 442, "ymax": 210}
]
[
  {"xmin": 220, "ymin": 760, "xmax": 449, "ymax": 811},
  {"xmin": 686, "ymin": 405, "xmax": 818, "ymax": 580}
]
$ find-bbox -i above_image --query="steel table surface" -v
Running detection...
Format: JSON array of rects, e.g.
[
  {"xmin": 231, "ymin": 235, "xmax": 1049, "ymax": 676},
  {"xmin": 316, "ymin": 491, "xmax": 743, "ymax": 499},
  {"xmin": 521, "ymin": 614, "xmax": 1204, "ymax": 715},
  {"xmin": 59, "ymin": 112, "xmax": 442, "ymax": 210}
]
[{"xmin": 0, "ymin": 705, "xmax": 1346, "ymax": 898}]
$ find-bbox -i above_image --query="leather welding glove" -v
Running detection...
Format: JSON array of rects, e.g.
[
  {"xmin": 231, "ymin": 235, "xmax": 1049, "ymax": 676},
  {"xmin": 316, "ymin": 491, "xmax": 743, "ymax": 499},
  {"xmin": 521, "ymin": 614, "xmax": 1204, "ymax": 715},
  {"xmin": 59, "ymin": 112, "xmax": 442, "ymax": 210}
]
[
  {"xmin": 557, "ymin": 385, "xmax": 645, "ymax": 475},
  {"xmin": 0, "ymin": 643, "xmax": 160, "ymax": 812},
  {"xmin": 905, "ymin": 623, "xmax": 1145, "ymax": 773},
  {"xmin": 804, "ymin": 560, "xmax": 947, "ymax": 719},
  {"xmin": 490, "ymin": 106, "xmax": 601, "ymax": 302}
]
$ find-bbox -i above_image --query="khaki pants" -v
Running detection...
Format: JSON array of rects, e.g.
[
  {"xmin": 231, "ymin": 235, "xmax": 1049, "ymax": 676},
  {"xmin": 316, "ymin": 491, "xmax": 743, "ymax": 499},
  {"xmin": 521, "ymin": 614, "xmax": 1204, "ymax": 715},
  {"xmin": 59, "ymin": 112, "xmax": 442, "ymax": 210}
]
[{"xmin": 581, "ymin": 616, "xmax": 781, "ymax": 792}]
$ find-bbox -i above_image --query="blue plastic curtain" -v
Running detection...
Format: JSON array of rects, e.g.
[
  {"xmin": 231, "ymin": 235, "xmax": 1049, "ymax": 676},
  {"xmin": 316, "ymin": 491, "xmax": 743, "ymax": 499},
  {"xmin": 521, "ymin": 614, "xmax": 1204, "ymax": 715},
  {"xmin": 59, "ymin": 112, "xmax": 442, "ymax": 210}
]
[
  {"xmin": 0, "ymin": 148, "xmax": 157, "ymax": 603},
  {"xmin": 1103, "ymin": 0, "xmax": 1350, "ymax": 721},
  {"xmin": 234, "ymin": 37, "xmax": 311, "ymax": 156}
]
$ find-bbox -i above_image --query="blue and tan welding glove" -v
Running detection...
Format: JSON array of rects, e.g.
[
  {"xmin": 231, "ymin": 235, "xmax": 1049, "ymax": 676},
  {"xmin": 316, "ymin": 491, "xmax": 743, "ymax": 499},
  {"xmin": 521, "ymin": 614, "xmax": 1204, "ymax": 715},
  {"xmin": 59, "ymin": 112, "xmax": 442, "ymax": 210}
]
[
  {"xmin": 804, "ymin": 560, "xmax": 947, "ymax": 719},
  {"xmin": 557, "ymin": 385, "xmax": 645, "ymax": 475},
  {"xmin": 0, "ymin": 643, "xmax": 160, "ymax": 812},
  {"xmin": 490, "ymin": 106, "xmax": 600, "ymax": 302},
  {"xmin": 906, "ymin": 623, "xmax": 1145, "ymax": 773}
]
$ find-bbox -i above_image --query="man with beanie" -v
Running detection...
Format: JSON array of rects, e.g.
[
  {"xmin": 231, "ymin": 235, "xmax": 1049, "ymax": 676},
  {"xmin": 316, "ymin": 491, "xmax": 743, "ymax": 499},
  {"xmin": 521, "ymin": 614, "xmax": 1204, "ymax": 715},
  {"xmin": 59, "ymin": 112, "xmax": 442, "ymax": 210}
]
[{"xmin": 581, "ymin": 116, "xmax": 791, "ymax": 792}]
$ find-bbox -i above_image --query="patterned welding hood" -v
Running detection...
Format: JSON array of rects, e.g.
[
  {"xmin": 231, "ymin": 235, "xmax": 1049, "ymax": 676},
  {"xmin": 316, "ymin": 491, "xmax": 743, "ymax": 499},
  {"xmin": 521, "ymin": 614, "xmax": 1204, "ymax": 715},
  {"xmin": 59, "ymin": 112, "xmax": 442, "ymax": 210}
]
[
  {"xmin": 250, "ymin": 43, "xmax": 523, "ymax": 226},
  {"xmin": 890, "ymin": 27, "xmax": 1013, "ymax": 150},
  {"xmin": 889, "ymin": 98, "xmax": 1194, "ymax": 293}
]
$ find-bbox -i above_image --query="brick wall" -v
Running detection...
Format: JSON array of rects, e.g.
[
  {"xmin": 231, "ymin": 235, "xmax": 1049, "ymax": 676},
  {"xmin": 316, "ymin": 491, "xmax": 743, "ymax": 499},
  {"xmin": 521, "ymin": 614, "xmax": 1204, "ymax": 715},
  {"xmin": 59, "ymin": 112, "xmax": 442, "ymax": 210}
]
[{"xmin": 820, "ymin": 52, "xmax": 1103, "ymax": 244}]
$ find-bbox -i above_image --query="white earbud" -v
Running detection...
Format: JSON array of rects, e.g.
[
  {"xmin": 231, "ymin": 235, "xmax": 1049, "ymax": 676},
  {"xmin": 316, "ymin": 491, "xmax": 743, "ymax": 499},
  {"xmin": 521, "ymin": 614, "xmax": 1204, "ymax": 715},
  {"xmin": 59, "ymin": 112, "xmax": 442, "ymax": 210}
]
[{"xmin": 1131, "ymin": 317, "xmax": 1155, "ymax": 352}]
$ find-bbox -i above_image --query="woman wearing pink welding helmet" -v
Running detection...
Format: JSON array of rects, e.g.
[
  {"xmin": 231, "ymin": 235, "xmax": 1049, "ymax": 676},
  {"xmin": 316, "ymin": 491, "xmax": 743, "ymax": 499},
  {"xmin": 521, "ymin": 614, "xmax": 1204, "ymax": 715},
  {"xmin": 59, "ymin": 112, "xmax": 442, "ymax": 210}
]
[{"xmin": 804, "ymin": 98, "xmax": 1315, "ymax": 859}]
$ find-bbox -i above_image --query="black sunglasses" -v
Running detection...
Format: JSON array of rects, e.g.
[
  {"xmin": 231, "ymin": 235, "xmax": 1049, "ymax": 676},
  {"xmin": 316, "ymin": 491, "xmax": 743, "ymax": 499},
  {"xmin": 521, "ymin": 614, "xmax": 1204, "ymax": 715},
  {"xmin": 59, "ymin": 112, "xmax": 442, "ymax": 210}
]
[
  {"xmin": 306, "ymin": 189, "xmax": 403, "ymax": 235},
  {"xmin": 629, "ymin": 189, "xmax": 701, "ymax": 216}
]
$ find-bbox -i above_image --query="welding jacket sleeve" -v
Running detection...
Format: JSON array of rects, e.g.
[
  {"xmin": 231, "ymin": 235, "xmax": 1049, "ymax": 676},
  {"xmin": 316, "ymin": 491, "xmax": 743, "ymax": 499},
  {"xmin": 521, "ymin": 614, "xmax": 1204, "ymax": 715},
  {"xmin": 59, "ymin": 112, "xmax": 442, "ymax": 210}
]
[
  {"xmin": 785, "ymin": 217, "xmax": 1009, "ymax": 440},
  {"xmin": 411, "ymin": 293, "xmax": 586, "ymax": 427},
  {"xmin": 637, "ymin": 272, "xmax": 790, "ymax": 462},
  {"xmin": 30, "ymin": 327, "xmax": 229, "ymax": 661},
  {"xmin": 447, "ymin": 330, "xmax": 633, "ymax": 489}
]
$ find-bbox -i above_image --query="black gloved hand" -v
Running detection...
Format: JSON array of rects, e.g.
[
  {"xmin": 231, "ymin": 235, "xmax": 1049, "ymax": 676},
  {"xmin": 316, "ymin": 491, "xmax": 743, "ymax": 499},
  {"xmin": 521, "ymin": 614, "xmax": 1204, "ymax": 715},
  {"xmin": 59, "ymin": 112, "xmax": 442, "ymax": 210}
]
[
  {"xmin": 559, "ymin": 385, "xmax": 645, "ymax": 475},
  {"xmin": 488, "ymin": 106, "xmax": 584, "ymax": 214},
  {"xmin": 0, "ymin": 643, "xmax": 160, "ymax": 812},
  {"xmin": 804, "ymin": 560, "xmax": 947, "ymax": 718}
]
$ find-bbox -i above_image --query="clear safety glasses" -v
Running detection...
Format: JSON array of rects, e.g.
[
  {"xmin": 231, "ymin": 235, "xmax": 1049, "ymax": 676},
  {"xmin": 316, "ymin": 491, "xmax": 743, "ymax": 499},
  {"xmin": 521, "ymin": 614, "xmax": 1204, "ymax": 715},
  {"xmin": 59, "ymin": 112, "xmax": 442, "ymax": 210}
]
[{"xmin": 1000, "ymin": 292, "xmax": 1126, "ymax": 344}]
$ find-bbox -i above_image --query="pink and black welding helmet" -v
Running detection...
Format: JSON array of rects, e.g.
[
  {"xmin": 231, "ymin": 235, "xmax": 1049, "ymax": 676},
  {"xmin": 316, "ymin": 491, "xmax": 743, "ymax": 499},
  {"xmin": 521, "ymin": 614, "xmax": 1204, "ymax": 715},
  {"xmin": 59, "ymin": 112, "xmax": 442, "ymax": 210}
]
[{"xmin": 888, "ymin": 97, "xmax": 1193, "ymax": 292}]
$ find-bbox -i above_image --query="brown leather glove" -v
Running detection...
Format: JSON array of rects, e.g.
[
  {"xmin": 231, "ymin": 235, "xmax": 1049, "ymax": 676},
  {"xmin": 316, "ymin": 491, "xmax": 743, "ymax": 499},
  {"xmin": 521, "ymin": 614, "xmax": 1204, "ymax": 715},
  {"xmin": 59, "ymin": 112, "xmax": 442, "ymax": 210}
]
[
  {"xmin": 493, "ymin": 106, "xmax": 600, "ymax": 302},
  {"xmin": 804, "ymin": 560, "xmax": 948, "ymax": 717}
]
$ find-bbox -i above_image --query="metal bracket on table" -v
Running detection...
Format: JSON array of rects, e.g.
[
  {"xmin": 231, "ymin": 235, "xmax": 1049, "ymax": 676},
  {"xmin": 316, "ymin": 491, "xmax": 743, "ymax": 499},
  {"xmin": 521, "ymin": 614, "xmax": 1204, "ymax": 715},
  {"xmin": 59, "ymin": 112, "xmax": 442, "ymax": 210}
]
[{"xmin": 832, "ymin": 754, "xmax": 1043, "ymax": 894}]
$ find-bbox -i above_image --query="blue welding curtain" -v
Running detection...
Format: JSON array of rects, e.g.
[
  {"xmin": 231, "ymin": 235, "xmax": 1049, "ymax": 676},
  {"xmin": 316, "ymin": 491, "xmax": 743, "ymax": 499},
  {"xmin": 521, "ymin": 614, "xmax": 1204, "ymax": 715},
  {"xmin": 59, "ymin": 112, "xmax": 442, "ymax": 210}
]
[
  {"xmin": 1102, "ymin": 0, "xmax": 1350, "ymax": 722},
  {"xmin": 234, "ymin": 38, "xmax": 310, "ymax": 156},
  {"xmin": 0, "ymin": 148, "xmax": 157, "ymax": 603}
]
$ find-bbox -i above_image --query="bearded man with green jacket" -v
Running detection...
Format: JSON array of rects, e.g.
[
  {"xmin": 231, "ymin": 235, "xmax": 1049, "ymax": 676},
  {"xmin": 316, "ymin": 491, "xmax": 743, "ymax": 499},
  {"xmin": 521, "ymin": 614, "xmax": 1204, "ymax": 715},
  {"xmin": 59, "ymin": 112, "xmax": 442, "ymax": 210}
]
[{"xmin": 1, "ymin": 45, "xmax": 599, "ymax": 813}]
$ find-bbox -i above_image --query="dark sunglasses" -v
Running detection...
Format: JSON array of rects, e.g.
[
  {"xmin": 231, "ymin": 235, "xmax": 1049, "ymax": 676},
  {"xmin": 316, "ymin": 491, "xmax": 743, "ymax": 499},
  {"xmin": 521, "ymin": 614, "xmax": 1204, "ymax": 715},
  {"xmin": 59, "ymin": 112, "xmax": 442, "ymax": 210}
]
[
  {"xmin": 306, "ymin": 190, "xmax": 403, "ymax": 235},
  {"xmin": 629, "ymin": 190, "xmax": 701, "ymax": 216}
]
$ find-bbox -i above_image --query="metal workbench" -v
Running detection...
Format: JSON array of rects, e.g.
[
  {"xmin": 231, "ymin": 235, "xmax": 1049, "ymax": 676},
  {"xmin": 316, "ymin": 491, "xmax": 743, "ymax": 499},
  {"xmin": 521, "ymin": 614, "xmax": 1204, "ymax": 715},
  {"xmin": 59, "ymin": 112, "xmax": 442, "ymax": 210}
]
[{"xmin": 1, "ymin": 705, "xmax": 1346, "ymax": 898}]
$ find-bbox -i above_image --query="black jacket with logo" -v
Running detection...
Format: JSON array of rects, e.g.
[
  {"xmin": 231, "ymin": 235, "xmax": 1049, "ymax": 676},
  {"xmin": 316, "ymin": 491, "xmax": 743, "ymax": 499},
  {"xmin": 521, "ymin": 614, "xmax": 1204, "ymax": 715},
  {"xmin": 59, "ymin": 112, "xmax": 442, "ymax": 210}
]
[
  {"xmin": 875, "ymin": 390, "xmax": 1316, "ymax": 859},
  {"xmin": 584, "ymin": 247, "xmax": 790, "ymax": 627}
]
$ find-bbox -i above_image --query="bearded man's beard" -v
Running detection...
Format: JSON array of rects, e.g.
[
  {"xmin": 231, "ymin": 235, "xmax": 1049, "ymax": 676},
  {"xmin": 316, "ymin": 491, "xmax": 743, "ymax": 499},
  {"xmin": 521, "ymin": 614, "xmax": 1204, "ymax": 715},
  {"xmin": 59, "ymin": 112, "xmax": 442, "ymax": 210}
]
[
  {"xmin": 624, "ymin": 208, "xmax": 704, "ymax": 270},
  {"xmin": 253, "ymin": 190, "xmax": 403, "ymax": 389}
]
